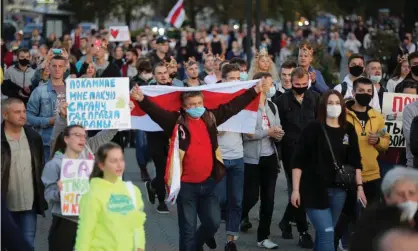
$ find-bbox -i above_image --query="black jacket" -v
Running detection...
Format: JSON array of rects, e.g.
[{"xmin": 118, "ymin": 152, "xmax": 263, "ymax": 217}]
[
  {"xmin": 1, "ymin": 123, "xmax": 48, "ymax": 216},
  {"xmin": 274, "ymin": 90, "xmax": 320, "ymax": 168}
]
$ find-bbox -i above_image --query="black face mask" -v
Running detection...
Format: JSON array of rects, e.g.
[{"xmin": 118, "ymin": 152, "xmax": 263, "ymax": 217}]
[
  {"xmin": 292, "ymin": 86, "xmax": 308, "ymax": 95},
  {"xmin": 355, "ymin": 93, "xmax": 372, "ymax": 107},
  {"xmin": 18, "ymin": 59, "xmax": 30, "ymax": 66},
  {"xmin": 349, "ymin": 65, "xmax": 364, "ymax": 77},
  {"xmin": 411, "ymin": 65, "xmax": 418, "ymax": 76}
]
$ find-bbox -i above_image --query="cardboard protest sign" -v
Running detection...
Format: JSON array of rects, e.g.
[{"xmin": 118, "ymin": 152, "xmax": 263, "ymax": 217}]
[
  {"xmin": 108, "ymin": 26, "xmax": 130, "ymax": 42},
  {"xmin": 60, "ymin": 159, "xmax": 93, "ymax": 216},
  {"xmin": 66, "ymin": 77, "xmax": 131, "ymax": 130},
  {"xmin": 382, "ymin": 93, "xmax": 418, "ymax": 147}
]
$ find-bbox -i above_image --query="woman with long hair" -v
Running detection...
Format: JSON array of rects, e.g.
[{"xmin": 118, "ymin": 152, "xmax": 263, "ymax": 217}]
[
  {"xmin": 247, "ymin": 48, "xmax": 279, "ymax": 83},
  {"xmin": 42, "ymin": 102, "xmax": 119, "ymax": 251},
  {"xmin": 387, "ymin": 57, "xmax": 410, "ymax": 93},
  {"xmin": 75, "ymin": 142, "xmax": 146, "ymax": 251},
  {"xmin": 291, "ymin": 90, "xmax": 367, "ymax": 251}
]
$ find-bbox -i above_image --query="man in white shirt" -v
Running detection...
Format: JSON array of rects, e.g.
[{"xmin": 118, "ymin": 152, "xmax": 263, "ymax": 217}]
[
  {"xmin": 211, "ymin": 63, "xmax": 246, "ymax": 251},
  {"xmin": 334, "ymin": 54, "xmax": 381, "ymax": 111}
]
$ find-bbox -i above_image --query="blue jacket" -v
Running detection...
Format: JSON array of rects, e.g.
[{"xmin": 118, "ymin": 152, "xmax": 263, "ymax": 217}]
[
  {"xmin": 309, "ymin": 66, "xmax": 329, "ymax": 94},
  {"xmin": 26, "ymin": 80, "xmax": 57, "ymax": 146}
]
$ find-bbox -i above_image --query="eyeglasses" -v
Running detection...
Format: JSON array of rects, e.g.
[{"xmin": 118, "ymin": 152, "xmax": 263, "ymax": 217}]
[{"xmin": 69, "ymin": 133, "xmax": 87, "ymax": 139}]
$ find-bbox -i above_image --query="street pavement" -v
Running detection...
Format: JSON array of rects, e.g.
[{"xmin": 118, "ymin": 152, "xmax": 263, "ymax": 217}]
[{"xmin": 35, "ymin": 148, "xmax": 312, "ymax": 251}]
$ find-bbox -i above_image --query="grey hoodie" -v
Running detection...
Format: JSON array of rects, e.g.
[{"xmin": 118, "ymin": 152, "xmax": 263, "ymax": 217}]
[
  {"xmin": 42, "ymin": 115, "xmax": 118, "ymax": 217},
  {"xmin": 4, "ymin": 65, "xmax": 35, "ymax": 88}
]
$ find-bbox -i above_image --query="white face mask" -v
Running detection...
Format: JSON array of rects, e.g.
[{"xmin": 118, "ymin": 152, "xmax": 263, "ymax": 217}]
[
  {"xmin": 104, "ymin": 53, "xmax": 109, "ymax": 61},
  {"xmin": 266, "ymin": 86, "xmax": 276, "ymax": 98},
  {"xmin": 398, "ymin": 201, "xmax": 418, "ymax": 220},
  {"xmin": 141, "ymin": 73, "xmax": 153, "ymax": 81},
  {"xmin": 326, "ymin": 105, "xmax": 342, "ymax": 118},
  {"xmin": 169, "ymin": 42, "xmax": 176, "ymax": 49},
  {"xmin": 370, "ymin": 75, "xmax": 382, "ymax": 83}
]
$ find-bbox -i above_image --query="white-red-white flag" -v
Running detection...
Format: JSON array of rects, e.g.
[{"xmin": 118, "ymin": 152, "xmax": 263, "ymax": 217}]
[
  {"xmin": 165, "ymin": 0, "xmax": 185, "ymax": 29},
  {"xmin": 131, "ymin": 80, "xmax": 260, "ymax": 134}
]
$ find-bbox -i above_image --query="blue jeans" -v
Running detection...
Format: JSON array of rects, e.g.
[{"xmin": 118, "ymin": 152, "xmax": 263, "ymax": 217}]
[
  {"xmin": 306, "ymin": 188, "xmax": 346, "ymax": 251},
  {"xmin": 215, "ymin": 158, "xmax": 244, "ymax": 237},
  {"xmin": 10, "ymin": 207, "xmax": 37, "ymax": 248},
  {"xmin": 44, "ymin": 145, "xmax": 50, "ymax": 162},
  {"xmin": 135, "ymin": 130, "xmax": 150, "ymax": 169},
  {"xmin": 177, "ymin": 178, "xmax": 221, "ymax": 251}
]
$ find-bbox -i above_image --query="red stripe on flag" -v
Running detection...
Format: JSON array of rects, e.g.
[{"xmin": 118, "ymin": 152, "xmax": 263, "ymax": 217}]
[
  {"xmin": 131, "ymin": 89, "xmax": 259, "ymax": 116},
  {"xmin": 170, "ymin": 2, "xmax": 184, "ymax": 25}
]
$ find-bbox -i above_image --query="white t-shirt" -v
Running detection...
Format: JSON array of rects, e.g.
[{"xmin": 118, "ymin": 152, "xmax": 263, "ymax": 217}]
[{"xmin": 260, "ymin": 108, "xmax": 275, "ymax": 157}]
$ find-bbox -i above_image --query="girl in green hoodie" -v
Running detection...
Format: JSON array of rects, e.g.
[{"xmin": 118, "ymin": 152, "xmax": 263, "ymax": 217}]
[{"xmin": 75, "ymin": 142, "xmax": 146, "ymax": 251}]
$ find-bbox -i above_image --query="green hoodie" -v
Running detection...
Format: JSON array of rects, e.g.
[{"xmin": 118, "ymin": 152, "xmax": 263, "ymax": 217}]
[{"xmin": 75, "ymin": 178, "xmax": 146, "ymax": 251}]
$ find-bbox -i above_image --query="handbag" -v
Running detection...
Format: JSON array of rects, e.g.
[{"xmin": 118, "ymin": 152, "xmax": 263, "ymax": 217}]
[{"xmin": 321, "ymin": 125, "xmax": 356, "ymax": 191}]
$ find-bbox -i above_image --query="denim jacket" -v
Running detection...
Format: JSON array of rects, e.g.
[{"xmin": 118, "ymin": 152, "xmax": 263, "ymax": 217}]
[{"xmin": 26, "ymin": 80, "xmax": 57, "ymax": 146}]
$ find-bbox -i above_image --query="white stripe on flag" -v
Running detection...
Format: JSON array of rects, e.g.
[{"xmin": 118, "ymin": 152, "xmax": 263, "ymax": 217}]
[
  {"xmin": 166, "ymin": 129, "xmax": 181, "ymax": 204},
  {"xmin": 140, "ymin": 80, "xmax": 259, "ymax": 97},
  {"xmin": 132, "ymin": 109, "xmax": 257, "ymax": 133}
]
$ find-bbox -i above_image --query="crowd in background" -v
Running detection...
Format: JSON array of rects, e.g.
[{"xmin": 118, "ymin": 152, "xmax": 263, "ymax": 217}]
[{"xmin": 2, "ymin": 16, "xmax": 418, "ymax": 251}]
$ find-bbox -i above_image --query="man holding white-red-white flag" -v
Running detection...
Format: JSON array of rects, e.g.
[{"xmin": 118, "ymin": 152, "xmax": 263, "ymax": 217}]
[{"xmin": 130, "ymin": 78, "xmax": 274, "ymax": 251}]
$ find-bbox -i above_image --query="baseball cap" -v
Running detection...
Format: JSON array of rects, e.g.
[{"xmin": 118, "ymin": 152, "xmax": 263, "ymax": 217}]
[{"xmin": 156, "ymin": 36, "xmax": 169, "ymax": 44}]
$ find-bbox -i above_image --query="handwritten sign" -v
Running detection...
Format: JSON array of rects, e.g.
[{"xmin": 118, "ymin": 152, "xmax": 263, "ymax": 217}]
[
  {"xmin": 382, "ymin": 93, "xmax": 418, "ymax": 148},
  {"xmin": 60, "ymin": 159, "xmax": 93, "ymax": 216},
  {"xmin": 66, "ymin": 78, "xmax": 131, "ymax": 130},
  {"xmin": 108, "ymin": 26, "xmax": 130, "ymax": 42}
]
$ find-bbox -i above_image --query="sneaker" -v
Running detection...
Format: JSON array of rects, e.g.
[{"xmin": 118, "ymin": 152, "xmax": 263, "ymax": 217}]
[
  {"xmin": 240, "ymin": 217, "xmax": 252, "ymax": 232},
  {"xmin": 205, "ymin": 237, "xmax": 217, "ymax": 249},
  {"xmin": 140, "ymin": 169, "xmax": 151, "ymax": 182},
  {"xmin": 339, "ymin": 240, "xmax": 348, "ymax": 251},
  {"xmin": 157, "ymin": 203, "xmax": 169, "ymax": 214},
  {"xmin": 145, "ymin": 181, "xmax": 156, "ymax": 204},
  {"xmin": 278, "ymin": 221, "xmax": 293, "ymax": 239},
  {"xmin": 225, "ymin": 241, "xmax": 238, "ymax": 251},
  {"xmin": 298, "ymin": 232, "xmax": 314, "ymax": 249},
  {"xmin": 257, "ymin": 239, "xmax": 278, "ymax": 249}
]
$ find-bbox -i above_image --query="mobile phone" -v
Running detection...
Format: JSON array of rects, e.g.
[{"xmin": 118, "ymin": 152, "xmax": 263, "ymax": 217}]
[
  {"xmin": 359, "ymin": 198, "xmax": 366, "ymax": 208},
  {"xmin": 52, "ymin": 49, "xmax": 62, "ymax": 55}
]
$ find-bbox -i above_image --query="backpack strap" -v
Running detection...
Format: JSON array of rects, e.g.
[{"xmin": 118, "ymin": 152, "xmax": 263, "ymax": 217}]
[
  {"xmin": 267, "ymin": 100, "xmax": 277, "ymax": 115},
  {"xmin": 341, "ymin": 81, "xmax": 348, "ymax": 97},
  {"xmin": 124, "ymin": 181, "xmax": 136, "ymax": 209}
]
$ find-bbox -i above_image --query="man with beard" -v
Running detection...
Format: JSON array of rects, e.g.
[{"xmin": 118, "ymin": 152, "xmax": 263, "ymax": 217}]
[
  {"xmin": 166, "ymin": 56, "xmax": 184, "ymax": 87},
  {"xmin": 184, "ymin": 59, "xmax": 205, "ymax": 87},
  {"xmin": 122, "ymin": 49, "xmax": 138, "ymax": 78}
]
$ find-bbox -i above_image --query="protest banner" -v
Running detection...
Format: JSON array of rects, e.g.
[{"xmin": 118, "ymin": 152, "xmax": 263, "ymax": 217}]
[
  {"xmin": 382, "ymin": 92, "xmax": 418, "ymax": 148},
  {"xmin": 66, "ymin": 77, "xmax": 131, "ymax": 130},
  {"xmin": 60, "ymin": 159, "xmax": 93, "ymax": 216},
  {"xmin": 108, "ymin": 26, "xmax": 131, "ymax": 42}
]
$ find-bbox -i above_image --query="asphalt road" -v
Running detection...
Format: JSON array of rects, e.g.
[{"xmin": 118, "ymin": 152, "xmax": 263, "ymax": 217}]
[{"xmin": 35, "ymin": 148, "xmax": 313, "ymax": 251}]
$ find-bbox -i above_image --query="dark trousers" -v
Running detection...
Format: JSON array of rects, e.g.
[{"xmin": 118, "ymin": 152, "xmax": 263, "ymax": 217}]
[
  {"xmin": 48, "ymin": 216, "xmax": 78, "ymax": 251},
  {"xmin": 149, "ymin": 142, "xmax": 169, "ymax": 203},
  {"xmin": 177, "ymin": 178, "xmax": 220, "ymax": 251},
  {"xmin": 242, "ymin": 154, "xmax": 278, "ymax": 241},
  {"xmin": 279, "ymin": 149, "xmax": 309, "ymax": 233},
  {"xmin": 334, "ymin": 178, "xmax": 382, "ymax": 249}
]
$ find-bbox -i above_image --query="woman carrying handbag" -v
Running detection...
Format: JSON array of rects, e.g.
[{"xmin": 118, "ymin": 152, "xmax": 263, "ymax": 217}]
[{"xmin": 291, "ymin": 90, "xmax": 367, "ymax": 251}]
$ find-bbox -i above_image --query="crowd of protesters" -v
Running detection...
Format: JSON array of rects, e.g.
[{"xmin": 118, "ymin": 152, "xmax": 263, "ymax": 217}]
[{"xmin": 1, "ymin": 18, "xmax": 418, "ymax": 251}]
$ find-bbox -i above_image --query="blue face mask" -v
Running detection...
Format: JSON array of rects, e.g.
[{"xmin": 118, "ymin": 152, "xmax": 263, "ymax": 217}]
[
  {"xmin": 240, "ymin": 72, "xmax": 248, "ymax": 81},
  {"xmin": 266, "ymin": 86, "xmax": 276, "ymax": 98},
  {"xmin": 185, "ymin": 106, "xmax": 206, "ymax": 118}
]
